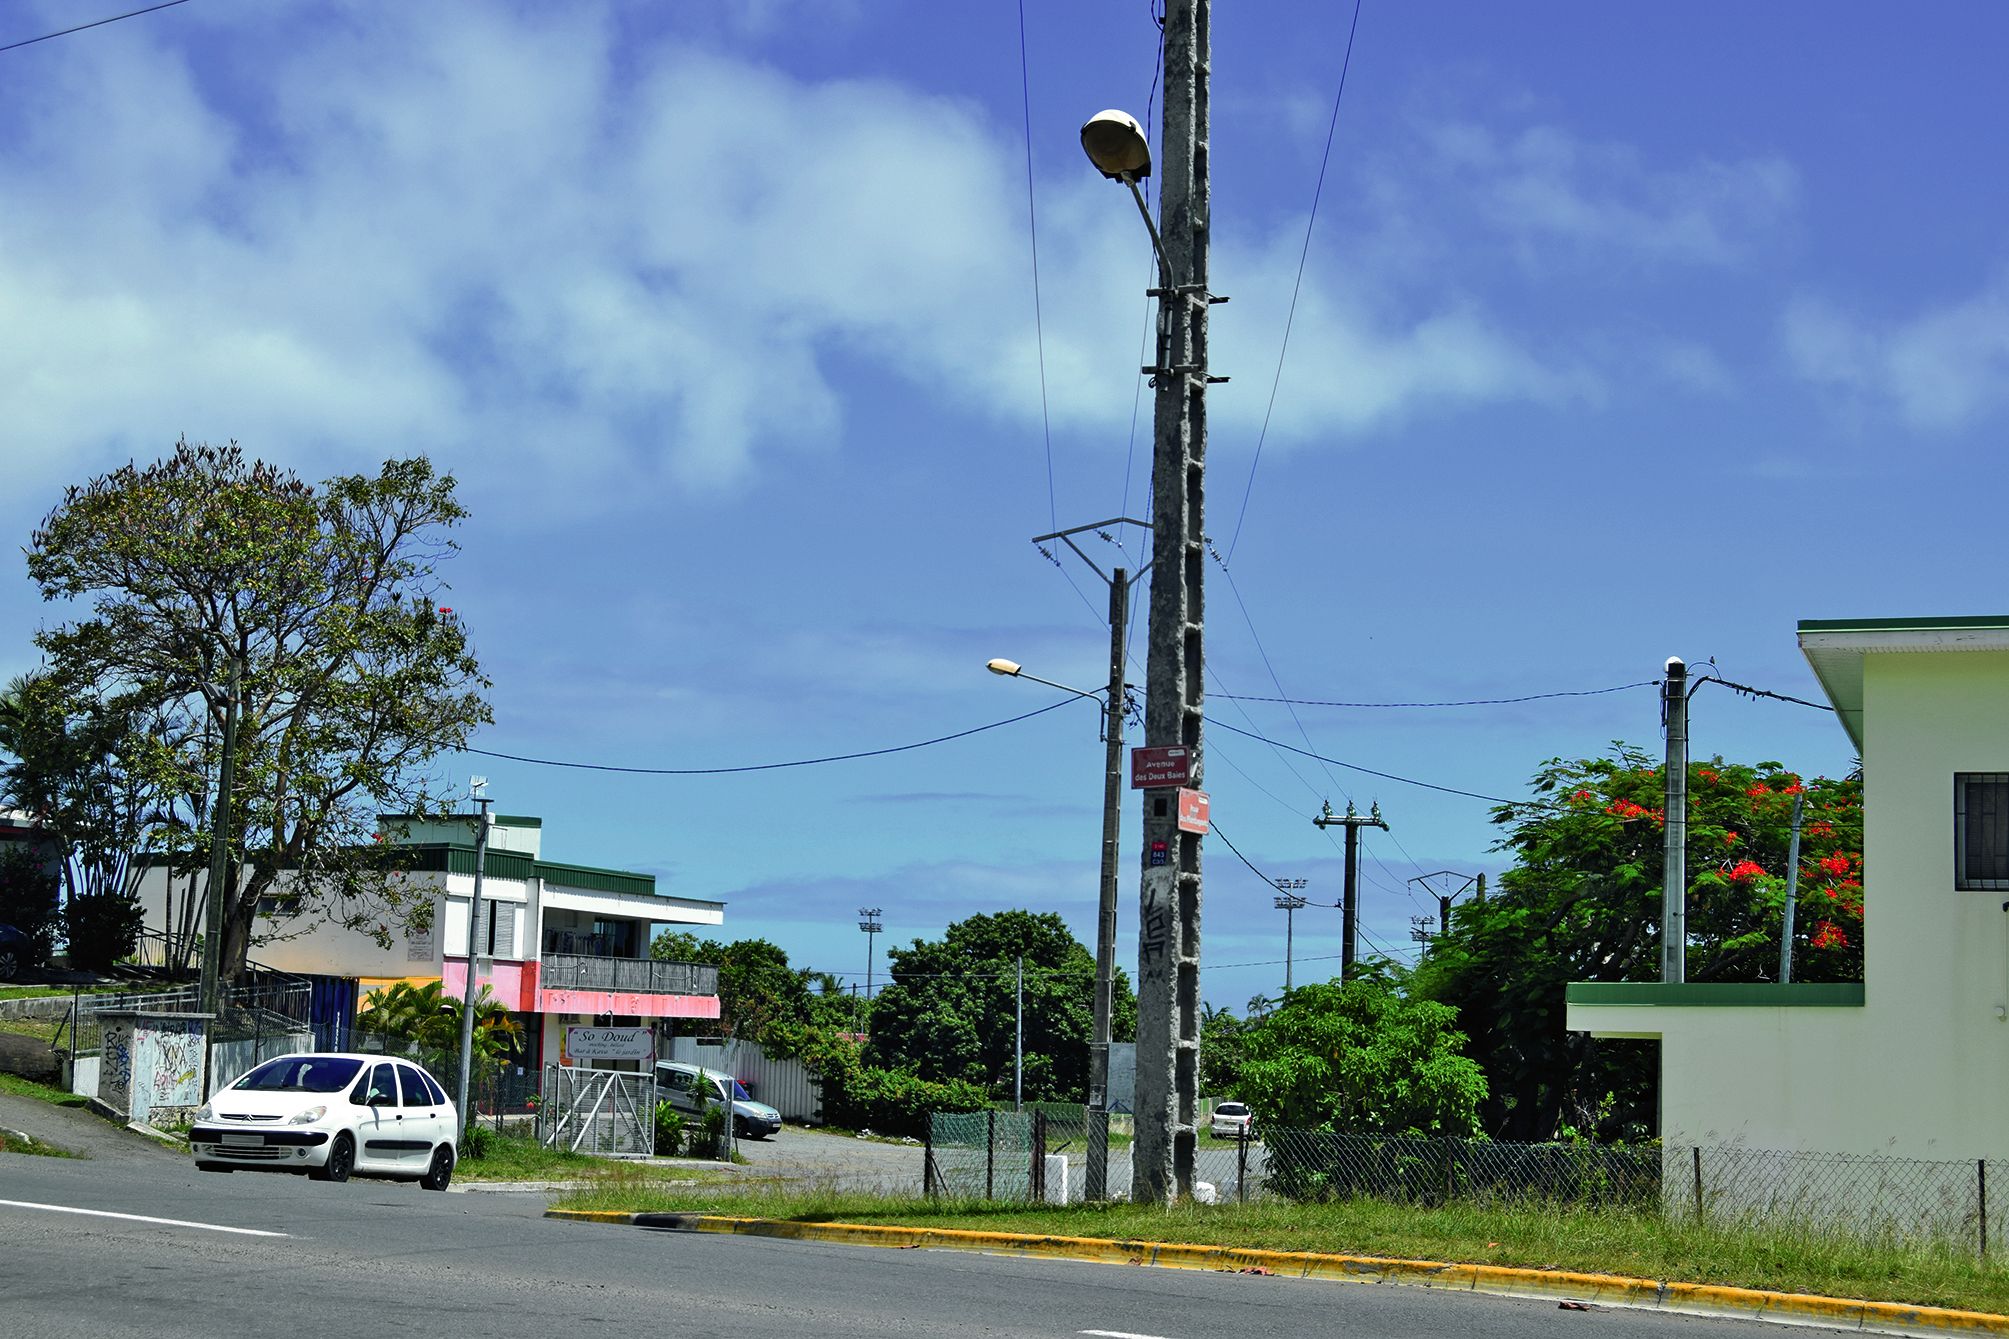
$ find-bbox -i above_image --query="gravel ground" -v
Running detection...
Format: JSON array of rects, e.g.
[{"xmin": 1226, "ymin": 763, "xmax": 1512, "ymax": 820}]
[{"xmin": 729, "ymin": 1124, "xmax": 926, "ymax": 1194}]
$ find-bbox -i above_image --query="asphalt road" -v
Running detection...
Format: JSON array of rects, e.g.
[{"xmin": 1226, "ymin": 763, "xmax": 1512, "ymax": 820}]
[{"xmin": 0, "ymin": 1106, "xmax": 1856, "ymax": 1339}]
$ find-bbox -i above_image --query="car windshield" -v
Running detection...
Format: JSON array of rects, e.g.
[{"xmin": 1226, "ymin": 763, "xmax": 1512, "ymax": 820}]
[
  {"xmin": 233, "ymin": 1056, "xmax": 364, "ymax": 1094},
  {"xmin": 1217, "ymin": 1104, "xmax": 1247, "ymax": 1116}
]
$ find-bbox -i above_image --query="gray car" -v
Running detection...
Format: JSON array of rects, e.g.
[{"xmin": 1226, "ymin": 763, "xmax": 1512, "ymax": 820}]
[{"xmin": 653, "ymin": 1061, "xmax": 782, "ymax": 1139}]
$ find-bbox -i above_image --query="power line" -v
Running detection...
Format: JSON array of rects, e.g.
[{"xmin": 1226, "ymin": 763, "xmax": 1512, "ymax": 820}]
[
  {"xmin": 463, "ymin": 699, "xmax": 1076, "ymax": 776},
  {"xmin": 1, "ymin": 0, "xmax": 190, "ymax": 54},
  {"xmin": 1223, "ymin": 0, "xmax": 1365, "ymax": 561},
  {"xmin": 1212, "ymin": 681, "xmax": 1658, "ymax": 708},
  {"xmin": 1203, "ymin": 717, "xmax": 1522, "ymax": 804},
  {"xmin": 1015, "ymin": 0, "xmax": 1057, "ymax": 532}
]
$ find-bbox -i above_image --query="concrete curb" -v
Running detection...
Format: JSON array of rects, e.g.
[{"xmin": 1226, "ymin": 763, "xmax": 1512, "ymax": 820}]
[{"xmin": 543, "ymin": 1210, "xmax": 2009, "ymax": 1337}]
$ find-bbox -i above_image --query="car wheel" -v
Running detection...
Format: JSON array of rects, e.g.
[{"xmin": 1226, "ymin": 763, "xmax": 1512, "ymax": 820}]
[
  {"xmin": 419, "ymin": 1143, "xmax": 454, "ymax": 1192},
  {"xmin": 310, "ymin": 1132, "xmax": 355, "ymax": 1183},
  {"xmin": 0, "ymin": 946, "xmax": 17, "ymax": 980}
]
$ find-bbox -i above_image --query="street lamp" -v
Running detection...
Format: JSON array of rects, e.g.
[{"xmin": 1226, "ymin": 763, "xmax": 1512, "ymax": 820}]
[
  {"xmin": 857, "ymin": 907, "xmax": 882, "ymax": 1007},
  {"xmin": 1272, "ymin": 879, "xmax": 1308, "ymax": 993},
  {"xmin": 987, "ymin": 654, "xmax": 1126, "ymax": 1202}
]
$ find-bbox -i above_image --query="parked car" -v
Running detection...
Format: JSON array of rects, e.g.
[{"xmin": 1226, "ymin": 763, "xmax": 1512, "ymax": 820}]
[
  {"xmin": 0, "ymin": 922, "xmax": 29, "ymax": 981},
  {"xmin": 189, "ymin": 1052, "xmax": 458, "ymax": 1189},
  {"xmin": 1208, "ymin": 1100, "xmax": 1255, "ymax": 1141},
  {"xmin": 653, "ymin": 1060, "xmax": 782, "ymax": 1139}
]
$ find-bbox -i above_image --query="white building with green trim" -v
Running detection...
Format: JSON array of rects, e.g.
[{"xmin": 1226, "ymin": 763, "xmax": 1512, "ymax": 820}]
[{"xmin": 1568, "ymin": 616, "xmax": 2009, "ymax": 1174}]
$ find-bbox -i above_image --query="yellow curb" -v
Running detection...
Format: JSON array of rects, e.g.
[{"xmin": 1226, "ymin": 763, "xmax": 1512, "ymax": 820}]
[{"xmin": 541, "ymin": 1211, "xmax": 2009, "ymax": 1337}]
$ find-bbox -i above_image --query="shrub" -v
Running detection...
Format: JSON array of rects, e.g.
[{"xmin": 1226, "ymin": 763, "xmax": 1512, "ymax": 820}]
[
  {"xmin": 460, "ymin": 1122, "xmax": 498, "ymax": 1161},
  {"xmin": 0, "ymin": 846, "xmax": 59, "ymax": 969},
  {"xmin": 653, "ymin": 1100, "xmax": 686, "ymax": 1157},
  {"xmin": 62, "ymin": 890, "xmax": 144, "ymax": 972}
]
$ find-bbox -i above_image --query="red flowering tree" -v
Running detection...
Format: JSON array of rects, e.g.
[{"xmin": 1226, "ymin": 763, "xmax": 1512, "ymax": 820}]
[{"xmin": 1412, "ymin": 745, "xmax": 1862, "ymax": 1141}]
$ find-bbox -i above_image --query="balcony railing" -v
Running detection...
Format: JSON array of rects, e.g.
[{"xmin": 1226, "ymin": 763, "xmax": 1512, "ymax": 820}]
[{"xmin": 540, "ymin": 953, "xmax": 718, "ymax": 997}]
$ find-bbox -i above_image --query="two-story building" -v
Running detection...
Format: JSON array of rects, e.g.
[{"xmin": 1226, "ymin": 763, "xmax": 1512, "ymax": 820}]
[
  {"xmin": 136, "ymin": 813, "xmax": 723, "ymax": 1074},
  {"xmin": 1566, "ymin": 615, "xmax": 2009, "ymax": 1226}
]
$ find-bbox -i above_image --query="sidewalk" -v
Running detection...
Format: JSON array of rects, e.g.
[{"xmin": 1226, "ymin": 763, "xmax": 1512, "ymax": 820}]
[{"xmin": 544, "ymin": 1209, "xmax": 2009, "ymax": 1339}]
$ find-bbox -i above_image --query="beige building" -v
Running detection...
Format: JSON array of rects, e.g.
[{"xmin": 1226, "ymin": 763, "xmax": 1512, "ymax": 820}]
[{"xmin": 1568, "ymin": 616, "xmax": 2009, "ymax": 1175}]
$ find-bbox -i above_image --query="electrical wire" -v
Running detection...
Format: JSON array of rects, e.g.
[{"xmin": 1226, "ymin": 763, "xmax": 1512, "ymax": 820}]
[
  {"xmin": 1016, "ymin": 0, "xmax": 1058, "ymax": 532},
  {"xmin": 0, "ymin": 0, "xmax": 190, "ymax": 54},
  {"xmin": 1212, "ymin": 681, "xmax": 1659, "ymax": 708},
  {"xmin": 463, "ymin": 699, "xmax": 1077, "ymax": 776},
  {"xmin": 1223, "ymin": 0, "xmax": 1366, "ymax": 562},
  {"xmin": 1202, "ymin": 717, "xmax": 1523, "ymax": 804}
]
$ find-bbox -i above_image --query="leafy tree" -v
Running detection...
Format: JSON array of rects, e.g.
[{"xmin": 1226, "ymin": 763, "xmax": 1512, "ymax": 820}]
[
  {"xmin": 1, "ymin": 671, "xmax": 181, "ymax": 967},
  {"xmin": 1198, "ymin": 1001, "xmax": 1247, "ymax": 1097},
  {"xmin": 0, "ymin": 844, "xmax": 60, "ymax": 969},
  {"xmin": 863, "ymin": 910, "xmax": 1137, "ymax": 1105},
  {"xmin": 649, "ymin": 932, "xmax": 845, "ymax": 1052},
  {"xmin": 25, "ymin": 441, "xmax": 492, "ymax": 980},
  {"xmin": 354, "ymin": 978, "xmax": 521, "ymax": 1080},
  {"xmin": 1235, "ymin": 968, "xmax": 1486, "ymax": 1136},
  {"xmin": 1411, "ymin": 746, "xmax": 1863, "ymax": 1141}
]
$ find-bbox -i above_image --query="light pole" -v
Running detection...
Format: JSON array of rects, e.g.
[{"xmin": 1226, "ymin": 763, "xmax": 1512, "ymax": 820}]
[
  {"xmin": 455, "ymin": 779, "xmax": 493, "ymax": 1125},
  {"xmin": 1272, "ymin": 879, "xmax": 1307, "ymax": 993},
  {"xmin": 1083, "ymin": 0, "xmax": 1216, "ymax": 1206},
  {"xmin": 858, "ymin": 908, "xmax": 882, "ymax": 1014},
  {"xmin": 987, "ymin": 652, "xmax": 1127, "ymax": 1200}
]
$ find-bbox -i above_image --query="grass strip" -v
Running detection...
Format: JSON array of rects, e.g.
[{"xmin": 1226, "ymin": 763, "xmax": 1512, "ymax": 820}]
[{"xmin": 551, "ymin": 1179, "xmax": 2009, "ymax": 1316}]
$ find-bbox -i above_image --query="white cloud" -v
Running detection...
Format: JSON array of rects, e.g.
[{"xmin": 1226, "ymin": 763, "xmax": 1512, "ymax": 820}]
[
  {"xmin": 0, "ymin": 8, "xmax": 1776, "ymax": 510},
  {"xmin": 1784, "ymin": 278, "xmax": 2009, "ymax": 430},
  {"xmin": 1404, "ymin": 120, "xmax": 1798, "ymax": 269}
]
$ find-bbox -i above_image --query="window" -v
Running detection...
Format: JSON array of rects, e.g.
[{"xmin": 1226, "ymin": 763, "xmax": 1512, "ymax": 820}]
[
  {"xmin": 354, "ymin": 1063, "xmax": 398, "ymax": 1107},
  {"xmin": 397, "ymin": 1065, "xmax": 433, "ymax": 1108},
  {"xmin": 1956, "ymin": 774, "xmax": 2009, "ymax": 889}
]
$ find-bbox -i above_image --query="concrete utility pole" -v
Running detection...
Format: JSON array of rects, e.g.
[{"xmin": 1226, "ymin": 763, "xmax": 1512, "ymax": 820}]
[
  {"xmin": 1662, "ymin": 657, "xmax": 1689, "ymax": 983},
  {"xmin": 1779, "ymin": 790, "xmax": 1806, "ymax": 984},
  {"xmin": 1133, "ymin": 0, "xmax": 1216, "ymax": 1209},
  {"xmin": 1314, "ymin": 801, "xmax": 1389, "ymax": 978},
  {"xmin": 1027, "ymin": 517, "xmax": 1147, "ymax": 1202},
  {"xmin": 1080, "ymin": 0, "xmax": 1219, "ymax": 1205},
  {"xmin": 455, "ymin": 782, "xmax": 493, "ymax": 1124},
  {"xmin": 198, "ymin": 658, "xmax": 242, "ymax": 1025}
]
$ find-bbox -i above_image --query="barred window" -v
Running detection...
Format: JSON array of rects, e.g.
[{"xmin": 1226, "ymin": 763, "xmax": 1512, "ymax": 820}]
[{"xmin": 1955, "ymin": 774, "xmax": 2009, "ymax": 890}]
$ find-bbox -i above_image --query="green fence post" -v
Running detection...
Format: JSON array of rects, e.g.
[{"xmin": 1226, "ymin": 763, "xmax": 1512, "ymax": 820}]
[
  {"xmin": 1692, "ymin": 1147, "xmax": 1704, "ymax": 1225},
  {"xmin": 986, "ymin": 1109, "xmax": 995, "ymax": 1201}
]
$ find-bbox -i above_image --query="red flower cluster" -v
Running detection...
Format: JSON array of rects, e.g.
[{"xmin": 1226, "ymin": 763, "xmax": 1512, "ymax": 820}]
[
  {"xmin": 1818, "ymin": 852, "xmax": 1853, "ymax": 877},
  {"xmin": 1607, "ymin": 799, "xmax": 1663, "ymax": 823},
  {"xmin": 1726, "ymin": 859, "xmax": 1767, "ymax": 882},
  {"xmin": 1698, "ymin": 768, "xmax": 1720, "ymax": 784},
  {"xmin": 1722, "ymin": 830, "xmax": 1740, "ymax": 846},
  {"xmin": 1810, "ymin": 921, "xmax": 1851, "ymax": 950}
]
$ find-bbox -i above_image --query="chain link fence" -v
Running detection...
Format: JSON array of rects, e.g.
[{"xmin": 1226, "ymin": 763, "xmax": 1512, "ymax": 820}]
[{"xmin": 925, "ymin": 1111, "xmax": 2009, "ymax": 1248}]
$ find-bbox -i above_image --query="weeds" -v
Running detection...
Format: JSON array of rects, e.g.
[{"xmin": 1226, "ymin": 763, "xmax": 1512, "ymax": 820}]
[{"xmin": 548, "ymin": 1181, "xmax": 2009, "ymax": 1315}]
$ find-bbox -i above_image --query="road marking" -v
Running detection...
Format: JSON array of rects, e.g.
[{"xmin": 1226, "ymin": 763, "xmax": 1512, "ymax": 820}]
[
  {"xmin": 0, "ymin": 1199, "xmax": 290, "ymax": 1238},
  {"xmin": 1082, "ymin": 1331, "xmax": 1178, "ymax": 1339}
]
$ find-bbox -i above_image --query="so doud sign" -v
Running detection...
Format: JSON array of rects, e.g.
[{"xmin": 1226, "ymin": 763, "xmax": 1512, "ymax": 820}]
[{"xmin": 564, "ymin": 1025, "xmax": 655, "ymax": 1063}]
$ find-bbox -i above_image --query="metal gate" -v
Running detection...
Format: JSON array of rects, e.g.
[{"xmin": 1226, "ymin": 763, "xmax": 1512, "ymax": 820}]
[{"xmin": 541, "ymin": 1065, "xmax": 654, "ymax": 1157}]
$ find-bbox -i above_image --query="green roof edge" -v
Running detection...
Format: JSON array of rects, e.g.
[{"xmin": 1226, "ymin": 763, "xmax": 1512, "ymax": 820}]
[
  {"xmin": 1799, "ymin": 616, "xmax": 2009, "ymax": 634},
  {"xmin": 1566, "ymin": 981, "xmax": 1863, "ymax": 1007}
]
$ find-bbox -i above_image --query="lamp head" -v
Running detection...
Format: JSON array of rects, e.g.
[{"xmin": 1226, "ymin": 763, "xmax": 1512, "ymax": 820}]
[
  {"xmin": 1080, "ymin": 110, "xmax": 1152, "ymax": 181},
  {"xmin": 986, "ymin": 658, "xmax": 1022, "ymax": 677}
]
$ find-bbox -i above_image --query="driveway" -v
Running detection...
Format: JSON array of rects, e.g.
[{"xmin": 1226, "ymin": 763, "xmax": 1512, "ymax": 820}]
[
  {"xmin": 0, "ymin": 1086, "xmax": 182, "ymax": 1165},
  {"xmin": 733, "ymin": 1125, "xmax": 925, "ymax": 1194}
]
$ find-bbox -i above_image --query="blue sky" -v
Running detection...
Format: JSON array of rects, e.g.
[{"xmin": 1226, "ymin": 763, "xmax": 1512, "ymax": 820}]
[{"xmin": 3, "ymin": 2, "xmax": 2004, "ymax": 1015}]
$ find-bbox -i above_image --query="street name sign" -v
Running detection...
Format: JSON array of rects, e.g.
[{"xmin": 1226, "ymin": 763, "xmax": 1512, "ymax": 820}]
[{"xmin": 1131, "ymin": 745, "xmax": 1192, "ymax": 789}]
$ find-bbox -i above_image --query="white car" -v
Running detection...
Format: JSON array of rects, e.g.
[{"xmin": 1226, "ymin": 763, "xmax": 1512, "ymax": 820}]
[
  {"xmin": 189, "ymin": 1052, "xmax": 458, "ymax": 1190},
  {"xmin": 1208, "ymin": 1101, "xmax": 1255, "ymax": 1140}
]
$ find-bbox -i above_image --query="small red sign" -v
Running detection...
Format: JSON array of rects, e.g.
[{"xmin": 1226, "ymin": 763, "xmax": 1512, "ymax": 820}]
[
  {"xmin": 1131, "ymin": 745, "xmax": 1192, "ymax": 789},
  {"xmin": 1176, "ymin": 788, "xmax": 1210, "ymax": 835}
]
